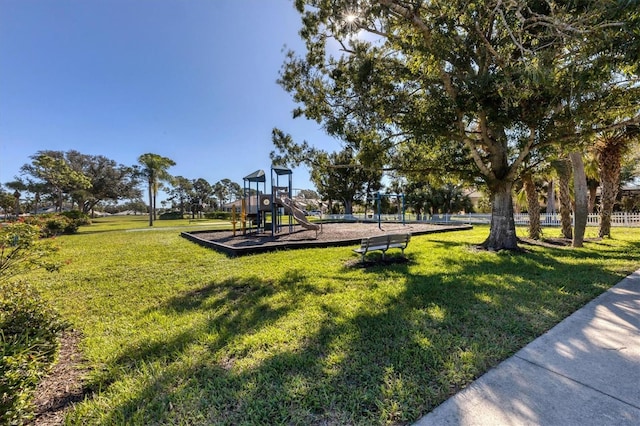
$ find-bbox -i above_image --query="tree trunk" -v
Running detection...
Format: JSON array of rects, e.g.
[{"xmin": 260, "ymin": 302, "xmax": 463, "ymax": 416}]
[
  {"xmin": 148, "ymin": 181, "xmax": 154, "ymax": 227},
  {"xmin": 344, "ymin": 198, "xmax": 353, "ymax": 215},
  {"xmin": 598, "ymin": 142, "xmax": 623, "ymax": 238},
  {"xmin": 152, "ymin": 180, "xmax": 159, "ymax": 221},
  {"xmin": 57, "ymin": 188, "xmax": 63, "ymax": 212},
  {"xmin": 482, "ymin": 181, "xmax": 519, "ymax": 250},
  {"xmin": 588, "ymin": 183, "xmax": 598, "ymax": 214},
  {"xmin": 523, "ymin": 173, "xmax": 542, "ymax": 240},
  {"xmin": 555, "ymin": 158, "xmax": 573, "ymax": 239},
  {"xmin": 570, "ymin": 152, "xmax": 588, "ymax": 247},
  {"xmin": 546, "ymin": 180, "xmax": 555, "ymax": 214}
]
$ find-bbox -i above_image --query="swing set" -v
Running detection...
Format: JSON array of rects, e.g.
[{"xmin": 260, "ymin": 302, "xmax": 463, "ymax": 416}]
[{"xmin": 372, "ymin": 192, "xmax": 406, "ymax": 230}]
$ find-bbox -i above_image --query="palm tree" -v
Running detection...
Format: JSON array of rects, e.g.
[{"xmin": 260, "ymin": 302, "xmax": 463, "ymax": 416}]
[
  {"xmin": 570, "ymin": 152, "xmax": 588, "ymax": 247},
  {"xmin": 137, "ymin": 153, "xmax": 176, "ymax": 226},
  {"xmin": 583, "ymin": 152, "xmax": 600, "ymax": 214},
  {"xmin": 596, "ymin": 125, "xmax": 639, "ymax": 237},
  {"xmin": 519, "ymin": 171, "xmax": 543, "ymax": 240},
  {"xmin": 552, "ymin": 157, "xmax": 573, "ymax": 239}
]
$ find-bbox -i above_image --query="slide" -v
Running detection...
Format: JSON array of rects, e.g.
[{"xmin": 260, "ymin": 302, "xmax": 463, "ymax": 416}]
[{"xmin": 275, "ymin": 196, "xmax": 320, "ymax": 232}]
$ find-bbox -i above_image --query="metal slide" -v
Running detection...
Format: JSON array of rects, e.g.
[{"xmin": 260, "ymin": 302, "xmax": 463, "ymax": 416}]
[{"xmin": 275, "ymin": 196, "xmax": 320, "ymax": 232}]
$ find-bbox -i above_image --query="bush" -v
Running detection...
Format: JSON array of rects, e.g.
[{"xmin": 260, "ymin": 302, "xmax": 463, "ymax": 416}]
[
  {"xmin": 43, "ymin": 215, "xmax": 76, "ymax": 236},
  {"xmin": 23, "ymin": 214, "xmax": 79, "ymax": 236},
  {"xmin": 204, "ymin": 211, "xmax": 231, "ymax": 220},
  {"xmin": 159, "ymin": 211, "xmax": 183, "ymax": 220},
  {"xmin": 60, "ymin": 210, "xmax": 92, "ymax": 226},
  {"xmin": 0, "ymin": 281, "xmax": 66, "ymax": 424},
  {"xmin": 0, "ymin": 223, "xmax": 61, "ymax": 280}
]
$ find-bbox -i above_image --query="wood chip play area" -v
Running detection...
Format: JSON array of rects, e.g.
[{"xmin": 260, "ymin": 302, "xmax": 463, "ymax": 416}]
[{"xmin": 182, "ymin": 222, "xmax": 472, "ymax": 256}]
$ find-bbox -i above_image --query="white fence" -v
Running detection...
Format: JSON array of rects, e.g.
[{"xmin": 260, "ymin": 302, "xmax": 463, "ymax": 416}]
[{"xmin": 323, "ymin": 212, "xmax": 640, "ymax": 227}]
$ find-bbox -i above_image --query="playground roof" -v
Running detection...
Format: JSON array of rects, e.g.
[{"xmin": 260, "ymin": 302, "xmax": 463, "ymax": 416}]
[
  {"xmin": 243, "ymin": 169, "xmax": 266, "ymax": 183},
  {"xmin": 271, "ymin": 165, "xmax": 292, "ymax": 175}
]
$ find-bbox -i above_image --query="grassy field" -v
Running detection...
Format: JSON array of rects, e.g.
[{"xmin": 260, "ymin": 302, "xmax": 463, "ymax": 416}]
[{"xmin": 24, "ymin": 216, "xmax": 640, "ymax": 425}]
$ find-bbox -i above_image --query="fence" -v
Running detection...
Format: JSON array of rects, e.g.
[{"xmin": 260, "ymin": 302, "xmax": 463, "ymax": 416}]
[{"xmin": 323, "ymin": 212, "xmax": 640, "ymax": 227}]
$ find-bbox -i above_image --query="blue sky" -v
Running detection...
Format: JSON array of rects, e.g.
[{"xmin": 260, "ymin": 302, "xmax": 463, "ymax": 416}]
[{"xmin": 0, "ymin": 0, "xmax": 340, "ymax": 197}]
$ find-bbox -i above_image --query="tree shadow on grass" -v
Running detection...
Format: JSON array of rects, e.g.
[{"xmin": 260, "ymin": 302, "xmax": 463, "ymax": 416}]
[
  {"xmin": 71, "ymin": 238, "xmax": 640, "ymax": 425},
  {"xmin": 344, "ymin": 254, "xmax": 416, "ymax": 269}
]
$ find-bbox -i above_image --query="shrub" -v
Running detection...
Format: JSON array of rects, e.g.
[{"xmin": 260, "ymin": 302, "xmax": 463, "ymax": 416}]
[
  {"xmin": 0, "ymin": 281, "xmax": 66, "ymax": 424},
  {"xmin": 60, "ymin": 210, "xmax": 92, "ymax": 226},
  {"xmin": 0, "ymin": 222, "xmax": 66, "ymax": 424},
  {"xmin": 204, "ymin": 211, "xmax": 231, "ymax": 220},
  {"xmin": 23, "ymin": 214, "xmax": 79, "ymax": 236},
  {"xmin": 159, "ymin": 211, "xmax": 184, "ymax": 220},
  {"xmin": 43, "ymin": 215, "xmax": 76, "ymax": 236},
  {"xmin": 0, "ymin": 223, "xmax": 60, "ymax": 280}
]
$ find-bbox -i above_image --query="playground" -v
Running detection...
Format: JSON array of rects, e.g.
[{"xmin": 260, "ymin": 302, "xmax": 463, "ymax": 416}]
[{"xmin": 182, "ymin": 165, "xmax": 471, "ymax": 255}]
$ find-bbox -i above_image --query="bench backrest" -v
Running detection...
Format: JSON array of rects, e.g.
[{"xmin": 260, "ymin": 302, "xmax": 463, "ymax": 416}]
[
  {"xmin": 360, "ymin": 235, "xmax": 386, "ymax": 249},
  {"xmin": 360, "ymin": 233, "xmax": 410, "ymax": 249},
  {"xmin": 388, "ymin": 233, "xmax": 410, "ymax": 246}
]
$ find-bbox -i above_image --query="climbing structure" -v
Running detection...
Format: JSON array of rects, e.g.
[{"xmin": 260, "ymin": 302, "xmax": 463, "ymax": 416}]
[{"xmin": 241, "ymin": 166, "xmax": 320, "ymax": 238}]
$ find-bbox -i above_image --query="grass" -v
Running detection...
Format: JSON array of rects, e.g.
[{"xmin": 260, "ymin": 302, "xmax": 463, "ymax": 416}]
[
  {"xmin": 79, "ymin": 214, "xmax": 234, "ymax": 231},
  {"xmin": 22, "ymin": 217, "xmax": 640, "ymax": 425}
]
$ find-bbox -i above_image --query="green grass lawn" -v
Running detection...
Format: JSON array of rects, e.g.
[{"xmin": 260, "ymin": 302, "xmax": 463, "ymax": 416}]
[{"xmin": 25, "ymin": 217, "xmax": 640, "ymax": 425}]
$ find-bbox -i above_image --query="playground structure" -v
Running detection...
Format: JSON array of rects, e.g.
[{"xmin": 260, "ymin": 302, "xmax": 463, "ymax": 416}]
[{"xmin": 234, "ymin": 166, "xmax": 320, "ymax": 238}]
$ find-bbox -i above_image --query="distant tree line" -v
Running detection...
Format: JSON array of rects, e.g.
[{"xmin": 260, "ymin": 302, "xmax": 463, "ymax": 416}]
[{"xmin": 0, "ymin": 150, "xmax": 252, "ymax": 226}]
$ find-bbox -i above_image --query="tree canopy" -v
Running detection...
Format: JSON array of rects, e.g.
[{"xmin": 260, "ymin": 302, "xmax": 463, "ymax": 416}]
[
  {"xmin": 212, "ymin": 179, "xmax": 243, "ymax": 208},
  {"xmin": 64, "ymin": 150, "xmax": 140, "ymax": 214},
  {"xmin": 16, "ymin": 150, "xmax": 139, "ymax": 214},
  {"xmin": 281, "ymin": 0, "xmax": 640, "ymax": 249},
  {"xmin": 19, "ymin": 152, "xmax": 91, "ymax": 212}
]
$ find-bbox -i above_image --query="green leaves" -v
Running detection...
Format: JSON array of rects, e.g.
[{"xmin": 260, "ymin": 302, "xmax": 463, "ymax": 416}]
[
  {"xmin": 1, "ymin": 280, "xmax": 66, "ymax": 424},
  {"xmin": 280, "ymin": 0, "xmax": 640, "ymax": 249},
  {"xmin": 0, "ymin": 223, "xmax": 61, "ymax": 281}
]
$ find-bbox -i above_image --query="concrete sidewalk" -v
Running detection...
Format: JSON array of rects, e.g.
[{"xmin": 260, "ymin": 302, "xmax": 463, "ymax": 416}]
[{"xmin": 415, "ymin": 269, "xmax": 640, "ymax": 426}]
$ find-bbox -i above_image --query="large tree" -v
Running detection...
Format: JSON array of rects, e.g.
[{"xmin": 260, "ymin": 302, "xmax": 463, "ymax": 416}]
[
  {"xmin": 212, "ymin": 179, "xmax": 242, "ymax": 208},
  {"xmin": 13, "ymin": 150, "xmax": 138, "ymax": 214},
  {"xmin": 281, "ymin": 0, "xmax": 640, "ymax": 250},
  {"xmin": 191, "ymin": 178, "xmax": 213, "ymax": 217},
  {"xmin": 19, "ymin": 152, "xmax": 91, "ymax": 212},
  {"xmin": 136, "ymin": 153, "xmax": 176, "ymax": 226},
  {"xmin": 64, "ymin": 150, "xmax": 140, "ymax": 214},
  {"xmin": 167, "ymin": 176, "xmax": 194, "ymax": 217},
  {"xmin": 313, "ymin": 148, "xmax": 381, "ymax": 214}
]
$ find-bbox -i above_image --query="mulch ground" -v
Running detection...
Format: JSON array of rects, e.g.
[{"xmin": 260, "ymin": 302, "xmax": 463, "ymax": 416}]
[
  {"xmin": 192, "ymin": 222, "xmax": 453, "ymax": 247},
  {"xmin": 29, "ymin": 331, "xmax": 91, "ymax": 426}
]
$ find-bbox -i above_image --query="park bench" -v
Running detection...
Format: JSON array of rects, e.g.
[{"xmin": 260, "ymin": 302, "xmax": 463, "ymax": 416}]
[{"xmin": 353, "ymin": 233, "xmax": 411, "ymax": 262}]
